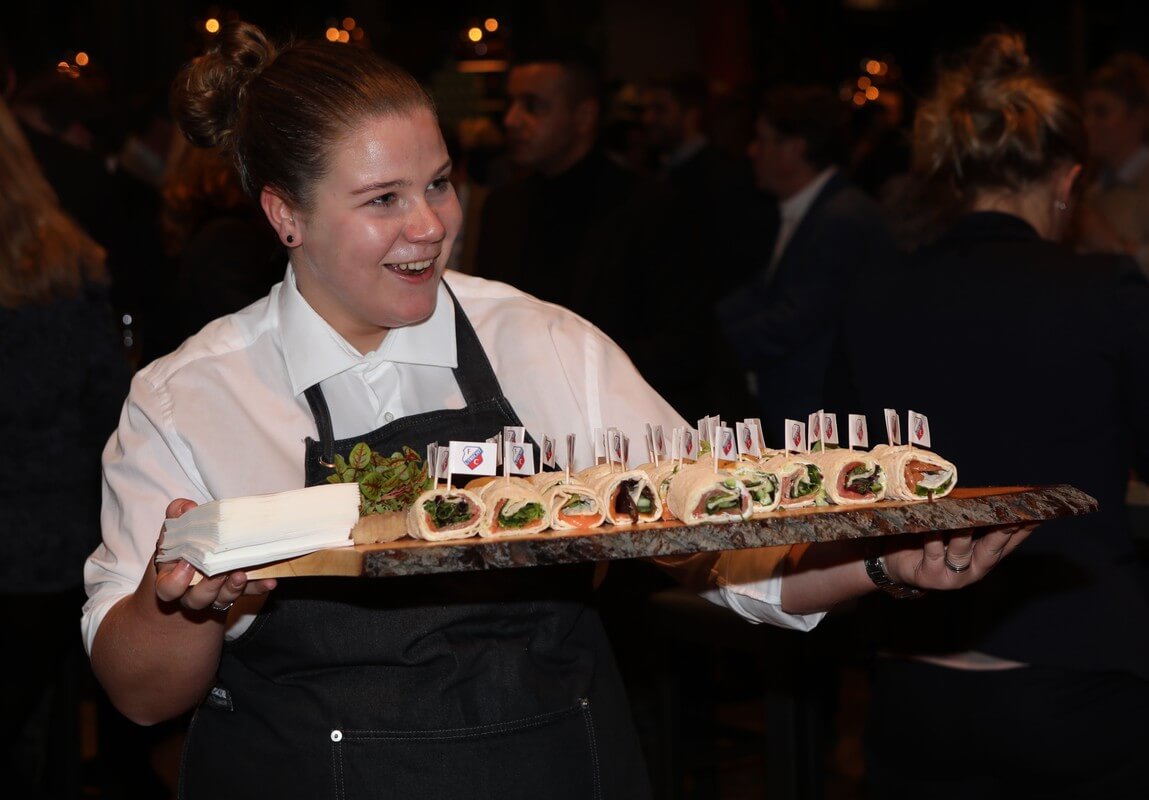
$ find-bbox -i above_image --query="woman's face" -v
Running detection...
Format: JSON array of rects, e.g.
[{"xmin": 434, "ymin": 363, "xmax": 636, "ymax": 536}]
[
  {"xmin": 291, "ymin": 108, "xmax": 461, "ymax": 351},
  {"xmin": 1083, "ymin": 88, "xmax": 1147, "ymax": 168}
]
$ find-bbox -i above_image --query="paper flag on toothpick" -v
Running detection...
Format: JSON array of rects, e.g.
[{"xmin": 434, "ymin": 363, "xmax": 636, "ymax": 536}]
[
  {"xmin": 784, "ymin": 419, "xmax": 806, "ymax": 454},
  {"xmin": 884, "ymin": 409, "xmax": 902, "ymax": 446},
  {"xmin": 449, "ymin": 441, "xmax": 498, "ymax": 478},
  {"xmin": 908, "ymin": 410, "xmax": 931, "ymax": 448},
  {"xmin": 848, "ymin": 414, "xmax": 869, "ymax": 450}
]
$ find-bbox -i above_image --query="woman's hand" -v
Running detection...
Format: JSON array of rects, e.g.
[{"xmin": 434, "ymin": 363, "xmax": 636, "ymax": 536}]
[
  {"xmin": 881, "ymin": 523, "xmax": 1035, "ymax": 591},
  {"xmin": 154, "ymin": 498, "xmax": 278, "ymax": 615}
]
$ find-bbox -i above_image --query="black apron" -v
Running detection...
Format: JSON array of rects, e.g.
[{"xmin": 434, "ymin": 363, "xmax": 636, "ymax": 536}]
[{"xmin": 179, "ymin": 290, "xmax": 650, "ymax": 799}]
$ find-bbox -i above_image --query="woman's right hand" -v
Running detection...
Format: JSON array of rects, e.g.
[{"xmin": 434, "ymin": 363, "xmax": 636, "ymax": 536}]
[{"xmin": 154, "ymin": 498, "xmax": 278, "ymax": 615}]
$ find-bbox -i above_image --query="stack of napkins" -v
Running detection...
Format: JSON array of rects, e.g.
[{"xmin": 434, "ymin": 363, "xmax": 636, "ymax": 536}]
[{"xmin": 157, "ymin": 483, "xmax": 361, "ymax": 575}]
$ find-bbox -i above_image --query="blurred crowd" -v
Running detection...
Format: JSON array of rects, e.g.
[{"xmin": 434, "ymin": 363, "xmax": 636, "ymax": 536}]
[{"xmin": 4, "ymin": 22, "xmax": 1149, "ymax": 800}]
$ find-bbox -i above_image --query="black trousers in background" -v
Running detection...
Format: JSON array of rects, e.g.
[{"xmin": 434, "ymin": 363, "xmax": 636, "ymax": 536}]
[{"xmin": 865, "ymin": 657, "xmax": 1149, "ymax": 800}]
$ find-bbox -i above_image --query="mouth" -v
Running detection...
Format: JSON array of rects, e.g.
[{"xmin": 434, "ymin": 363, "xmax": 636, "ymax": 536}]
[{"xmin": 384, "ymin": 258, "xmax": 436, "ymax": 278}]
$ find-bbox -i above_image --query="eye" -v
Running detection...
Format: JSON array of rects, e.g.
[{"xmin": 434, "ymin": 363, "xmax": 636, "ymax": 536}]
[
  {"xmin": 368, "ymin": 192, "xmax": 398, "ymax": 208},
  {"xmin": 428, "ymin": 177, "xmax": 451, "ymax": 194}
]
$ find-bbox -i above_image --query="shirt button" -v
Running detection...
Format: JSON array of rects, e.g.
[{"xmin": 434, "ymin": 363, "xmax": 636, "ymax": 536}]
[{"xmin": 384, "ymin": 412, "xmax": 395, "ymax": 423}]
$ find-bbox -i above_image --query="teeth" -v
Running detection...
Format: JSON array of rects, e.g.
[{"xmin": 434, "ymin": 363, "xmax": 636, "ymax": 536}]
[{"xmin": 389, "ymin": 259, "xmax": 434, "ymax": 272}]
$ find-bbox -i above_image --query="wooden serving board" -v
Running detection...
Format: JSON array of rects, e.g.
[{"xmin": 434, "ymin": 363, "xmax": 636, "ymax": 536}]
[{"xmin": 244, "ymin": 485, "xmax": 1095, "ymax": 580}]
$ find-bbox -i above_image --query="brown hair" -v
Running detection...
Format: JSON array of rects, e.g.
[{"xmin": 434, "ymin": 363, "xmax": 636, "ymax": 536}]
[
  {"xmin": 758, "ymin": 85, "xmax": 850, "ymax": 170},
  {"xmin": 912, "ymin": 32, "xmax": 1086, "ymax": 199},
  {"xmin": 0, "ymin": 95, "xmax": 106, "ymax": 308},
  {"xmin": 160, "ymin": 136, "xmax": 252, "ymax": 258},
  {"xmin": 170, "ymin": 21, "xmax": 435, "ymax": 212}
]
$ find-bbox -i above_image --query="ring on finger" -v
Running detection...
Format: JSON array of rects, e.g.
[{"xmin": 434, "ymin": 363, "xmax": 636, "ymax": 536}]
[
  {"xmin": 944, "ymin": 554, "xmax": 972, "ymax": 573},
  {"xmin": 210, "ymin": 600, "xmax": 235, "ymax": 613}
]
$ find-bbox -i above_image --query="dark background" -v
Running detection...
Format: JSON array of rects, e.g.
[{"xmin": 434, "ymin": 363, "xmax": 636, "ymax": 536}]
[{"xmin": 6, "ymin": 0, "xmax": 1149, "ymax": 101}]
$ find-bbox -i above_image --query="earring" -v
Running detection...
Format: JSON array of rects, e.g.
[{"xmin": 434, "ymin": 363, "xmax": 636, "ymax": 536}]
[
  {"xmin": 286, "ymin": 235, "xmax": 295, "ymax": 244},
  {"xmin": 1054, "ymin": 201, "xmax": 1068, "ymax": 212}
]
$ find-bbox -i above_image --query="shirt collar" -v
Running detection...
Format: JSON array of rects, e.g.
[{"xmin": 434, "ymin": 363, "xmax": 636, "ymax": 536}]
[
  {"xmin": 279, "ymin": 264, "xmax": 458, "ymax": 396},
  {"xmin": 778, "ymin": 166, "xmax": 837, "ymax": 223},
  {"xmin": 662, "ymin": 135, "xmax": 708, "ymax": 170}
]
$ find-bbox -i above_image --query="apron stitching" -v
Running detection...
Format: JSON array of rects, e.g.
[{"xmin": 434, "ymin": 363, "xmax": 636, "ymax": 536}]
[
  {"xmin": 341, "ymin": 704, "xmax": 578, "ymax": 741},
  {"xmin": 580, "ymin": 698, "xmax": 603, "ymax": 800},
  {"xmin": 332, "ymin": 736, "xmax": 344, "ymax": 800}
]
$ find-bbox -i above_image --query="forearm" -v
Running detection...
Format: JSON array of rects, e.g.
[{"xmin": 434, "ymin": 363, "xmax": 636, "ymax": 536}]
[
  {"xmin": 90, "ymin": 567, "xmax": 225, "ymax": 725},
  {"xmin": 779, "ymin": 541, "xmax": 874, "ymax": 615}
]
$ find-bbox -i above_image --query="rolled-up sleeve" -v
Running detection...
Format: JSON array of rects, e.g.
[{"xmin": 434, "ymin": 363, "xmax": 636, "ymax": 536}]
[{"xmin": 701, "ymin": 547, "xmax": 826, "ymax": 631}]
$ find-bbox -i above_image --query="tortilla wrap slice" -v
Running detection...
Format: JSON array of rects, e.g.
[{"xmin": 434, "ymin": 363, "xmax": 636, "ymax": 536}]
[
  {"xmin": 542, "ymin": 481, "xmax": 607, "ymax": 530},
  {"xmin": 872, "ymin": 445, "xmax": 958, "ymax": 501},
  {"xmin": 636, "ymin": 461, "xmax": 682, "ymax": 520},
  {"xmin": 689, "ymin": 455, "xmax": 782, "ymax": 514},
  {"xmin": 470, "ymin": 476, "xmax": 550, "ymax": 536},
  {"xmin": 665, "ymin": 464, "xmax": 752, "ymax": 525},
  {"xmin": 407, "ymin": 487, "xmax": 485, "ymax": 541},
  {"xmin": 807, "ymin": 449, "xmax": 886, "ymax": 505},
  {"xmin": 761, "ymin": 454, "xmax": 826, "ymax": 508},
  {"xmin": 586, "ymin": 469, "xmax": 663, "ymax": 525}
]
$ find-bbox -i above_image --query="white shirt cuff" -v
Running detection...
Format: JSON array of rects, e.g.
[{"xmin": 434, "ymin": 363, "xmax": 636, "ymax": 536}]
[{"xmin": 699, "ymin": 547, "xmax": 826, "ymax": 631}]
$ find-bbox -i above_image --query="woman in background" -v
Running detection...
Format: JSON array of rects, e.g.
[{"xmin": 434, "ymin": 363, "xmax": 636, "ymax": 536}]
[
  {"xmin": 847, "ymin": 33, "xmax": 1149, "ymax": 799},
  {"xmin": 0, "ymin": 94, "xmax": 130, "ymax": 797}
]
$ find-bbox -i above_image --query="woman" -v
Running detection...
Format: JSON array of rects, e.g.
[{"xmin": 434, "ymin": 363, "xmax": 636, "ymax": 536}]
[
  {"xmin": 0, "ymin": 94, "xmax": 130, "ymax": 796},
  {"xmin": 848, "ymin": 33, "xmax": 1149, "ymax": 798},
  {"xmin": 83, "ymin": 22, "xmax": 1027, "ymax": 798}
]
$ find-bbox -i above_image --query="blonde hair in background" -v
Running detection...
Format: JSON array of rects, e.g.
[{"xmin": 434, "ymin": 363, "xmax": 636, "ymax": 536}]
[
  {"xmin": 0, "ymin": 95, "xmax": 106, "ymax": 308},
  {"xmin": 912, "ymin": 32, "xmax": 1087, "ymax": 200}
]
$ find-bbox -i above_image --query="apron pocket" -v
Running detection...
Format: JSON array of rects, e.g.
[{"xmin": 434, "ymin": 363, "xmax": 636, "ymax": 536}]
[{"xmin": 329, "ymin": 698, "xmax": 602, "ymax": 800}]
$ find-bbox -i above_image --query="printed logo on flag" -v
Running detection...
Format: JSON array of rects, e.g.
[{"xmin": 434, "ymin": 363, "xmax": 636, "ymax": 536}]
[
  {"xmin": 610, "ymin": 429, "xmax": 624, "ymax": 462},
  {"xmin": 717, "ymin": 426, "xmax": 735, "ymax": 459},
  {"xmin": 464, "ymin": 447, "xmax": 484, "ymax": 470},
  {"xmin": 436, "ymin": 446, "xmax": 451, "ymax": 481},
  {"xmin": 542, "ymin": 436, "xmax": 555, "ymax": 468},
  {"xmin": 503, "ymin": 426, "xmax": 524, "ymax": 444},
  {"xmin": 848, "ymin": 414, "xmax": 869, "ymax": 449},
  {"xmin": 824, "ymin": 413, "xmax": 838, "ymax": 444},
  {"xmin": 683, "ymin": 428, "xmax": 698, "ymax": 460},
  {"xmin": 884, "ymin": 409, "xmax": 902, "ymax": 446},
  {"xmin": 741, "ymin": 423, "xmax": 753, "ymax": 452},
  {"xmin": 512, "ymin": 445, "xmax": 525, "ymax": 470},
  {"xmin": 808, "ymin": 412, "xmax": 822, "ymax": 444},
  {"xmin": 654, "ymin": 425, "xmax": 665, "ymax": 457},
  {"xmin": 908, "ymin": 410, "xmax": 932, "ymax": 448},
  {"xmin": 745, "ymin": 417, "xmax": 766, "ymax": 450},
  {"xmin": 786, "ymin": 419, "xmax": 806, "ymax": 452}
]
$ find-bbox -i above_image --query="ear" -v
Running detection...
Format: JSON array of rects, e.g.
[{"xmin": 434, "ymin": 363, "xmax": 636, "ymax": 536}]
[
  {"xmin": 1057, "ymin": 162, "xmax": 1084, "ymax": 204},
  {"xmin": 260, "ymin": 187, "xmax": 300, "ymax": 247}
]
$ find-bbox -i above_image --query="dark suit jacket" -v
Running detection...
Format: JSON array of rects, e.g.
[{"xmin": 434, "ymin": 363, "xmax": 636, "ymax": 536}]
[
  {"xmin": 846, "ymin": 211, "xmax": 1149, "ymax": 678},
  {"xmin": 716, "ymin": 171, "xmax": 895, "ymax": 437},
  {"xmin": 473, "ymin": 149, "xmax": 705, "ymax": 418}
]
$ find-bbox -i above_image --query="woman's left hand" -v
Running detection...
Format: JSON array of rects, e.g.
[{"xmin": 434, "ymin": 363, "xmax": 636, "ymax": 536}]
[{"xmin": 882, "ymin": 523, "xmax": 1036, "ymax": 590}]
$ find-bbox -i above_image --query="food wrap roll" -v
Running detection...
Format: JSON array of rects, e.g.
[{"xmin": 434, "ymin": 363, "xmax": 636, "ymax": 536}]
[
  {"xmin": 469, "ymin": 476, "xmax": 550, "ymax": 536},
  {"xmin": 871, "ymin": 445, "xmax": 958, "ymax": 501},
  {"xmin": 529, "ymin": 471, "xmax": 567, "ymax": 493},
  {"xmin": 761, "ymin": 455, "xmax": 825, "ymax": 508},
  {"xmin": 407, "ymin": 487, "xmax": 485, "ymax": 541},
  {"xmin": 542, "ymin": 481, "xmax": 606, "ymax": 530},
  {"xmin": 807, "ymin": 449, "xmax": 886, "ymax": 505},
  {"xmin": 585, "ymin": 469, "xmax": 663, "ymax": 525},
  {"xmin": 690, "ymin": 455, "xmax": 782, "ymax": 513},
  {"xmin": 665, "ymin": 464, "xmax": 752, "ymax": 525},
  {"xmin": 636, "ymin": 461, "xmax": 682, "ymax": 520}
]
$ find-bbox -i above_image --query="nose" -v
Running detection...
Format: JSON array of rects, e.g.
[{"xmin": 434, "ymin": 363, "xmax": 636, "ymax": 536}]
[
  {"xmin": 504, "ymin": 100, "xmax": 523, "ymax": 131},
  {"xmin": 405, "ymin": 200, "xmax": 445, "ymax": 243}
]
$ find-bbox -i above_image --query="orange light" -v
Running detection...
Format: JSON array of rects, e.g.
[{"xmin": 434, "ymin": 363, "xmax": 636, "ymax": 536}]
[
  {"xmin": 484, "ymin": 18, "xmax": 499, "ymax": 32},
  {"xmin": 878, "ymin": 61, "xmax": 889, "ymax": 76},
  {"xmin": 326, "ymin": 27, "xmax": 340, "ymax": 42},
  {"xmin": 866, "ymin": 59, "xmax": 880, "ymax": 75},
  {"xmin": 205, "ymin": 18, "xmax": 220, "ymax": 34},
  {"xmin": 351, "ymin": 28, "xmax": 364, "ymax": 41},
  {"xmin": 467, "ymin": 27, "xmax": 483, "ymax": 42},
  {"xmin": 343, "ymin": 17, "xmax": 356, "ymax": 30},
  {"xmin": 857, "ymin": 76, "xmax": 871, "ymax": 90},
  {"xmin": 56, "ymin": 61, "xmax": 71, "ymax": 72},
  {"xmin": 866, "ymin": 86, "xmax": 880, "ymax": 100},
  {"xmin": 337, "ymin": 30, "xmax": 350, "ymax": 43},
  {"xmin": 853, "ymin": 91, "xmax": 866, "ymax": 106},
  {"xmin": 75, "ymin": 51, "xmax": 89, "ymax": 66}
]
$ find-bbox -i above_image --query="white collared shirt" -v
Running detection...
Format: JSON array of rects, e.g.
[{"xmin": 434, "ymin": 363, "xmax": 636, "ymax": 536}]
[{"xmin": 82, "ymin": 267, "xmax": 818, "ymax": 651}]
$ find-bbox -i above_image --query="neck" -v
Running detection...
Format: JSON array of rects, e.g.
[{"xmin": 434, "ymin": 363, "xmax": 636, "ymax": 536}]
[
  {"xmin": 969, "ymin": 188, "xmax": 1059, "ymax": 240},
  {"xmin": 777, "ymin": 164, "xmax": 826, "ymax": 202}
]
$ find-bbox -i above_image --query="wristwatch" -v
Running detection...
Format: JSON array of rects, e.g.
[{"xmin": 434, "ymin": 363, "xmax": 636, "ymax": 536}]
[{"xmin": 864, "ymin": 553, "xmax": 926, "ymax": 600}]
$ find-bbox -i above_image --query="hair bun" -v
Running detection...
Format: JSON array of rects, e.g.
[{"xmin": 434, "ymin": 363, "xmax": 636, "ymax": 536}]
[
  {"xmin": 968, "ymin": 32, "xmax": 1030, "ymax": 86},
  {"xmin": 171, "ymin": 21, "xmax": 277, "ymax": 151}
]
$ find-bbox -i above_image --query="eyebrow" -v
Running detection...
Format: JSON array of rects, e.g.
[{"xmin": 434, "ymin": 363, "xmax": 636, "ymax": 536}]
[{"xmin": 350, "ymin": 159, "xmax": 454, "ymax": 196}]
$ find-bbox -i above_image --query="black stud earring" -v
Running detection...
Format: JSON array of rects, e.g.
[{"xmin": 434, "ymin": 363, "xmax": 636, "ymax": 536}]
[{"xmin": 286, "ymin": 235, "xmax": 294, "ymax": 244}]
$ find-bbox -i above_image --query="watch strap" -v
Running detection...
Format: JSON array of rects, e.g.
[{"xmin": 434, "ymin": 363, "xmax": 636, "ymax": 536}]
[{"xmin": 864, "ymin": 554, "xmax": 926, "ymax": 600}]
